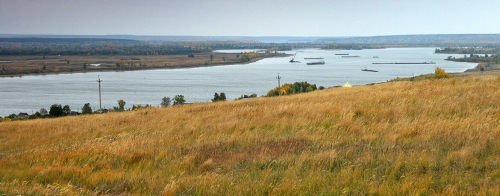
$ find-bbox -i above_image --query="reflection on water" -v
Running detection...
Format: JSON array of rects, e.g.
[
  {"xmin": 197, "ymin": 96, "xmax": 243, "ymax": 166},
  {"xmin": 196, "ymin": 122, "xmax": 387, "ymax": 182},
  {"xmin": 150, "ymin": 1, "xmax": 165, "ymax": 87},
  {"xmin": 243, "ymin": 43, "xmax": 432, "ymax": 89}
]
[{"xmin": 0, "ymin": 48, "xmax": 475, "ymax": 116}]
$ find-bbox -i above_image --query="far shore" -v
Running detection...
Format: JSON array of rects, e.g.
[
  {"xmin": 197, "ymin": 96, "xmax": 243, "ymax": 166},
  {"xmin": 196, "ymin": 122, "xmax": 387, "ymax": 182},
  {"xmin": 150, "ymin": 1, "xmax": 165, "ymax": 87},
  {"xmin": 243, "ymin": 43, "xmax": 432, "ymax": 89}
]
[{"xmin": 0, "ymin": 52, "xmax": 290, "ymax": 77}]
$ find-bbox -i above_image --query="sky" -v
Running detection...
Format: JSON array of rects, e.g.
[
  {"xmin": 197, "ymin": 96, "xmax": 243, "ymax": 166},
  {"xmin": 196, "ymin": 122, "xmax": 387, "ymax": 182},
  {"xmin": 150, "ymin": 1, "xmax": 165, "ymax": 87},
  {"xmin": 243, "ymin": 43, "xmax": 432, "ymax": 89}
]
[{"xmin": 1, "ymin": 0, "xmax": 500, "ymax": 37}]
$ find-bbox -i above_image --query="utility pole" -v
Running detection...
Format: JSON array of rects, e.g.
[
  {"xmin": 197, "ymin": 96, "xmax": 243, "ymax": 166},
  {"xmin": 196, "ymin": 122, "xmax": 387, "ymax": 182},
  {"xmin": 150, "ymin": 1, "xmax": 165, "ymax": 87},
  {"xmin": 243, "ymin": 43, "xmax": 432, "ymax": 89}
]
[
  {"xmin": 97, "ymin": 75, "xmax": 102, "ymax": 114},
  {"xmin": 276, "ymin": 73, "xmax": 281, "ymax": 96}
]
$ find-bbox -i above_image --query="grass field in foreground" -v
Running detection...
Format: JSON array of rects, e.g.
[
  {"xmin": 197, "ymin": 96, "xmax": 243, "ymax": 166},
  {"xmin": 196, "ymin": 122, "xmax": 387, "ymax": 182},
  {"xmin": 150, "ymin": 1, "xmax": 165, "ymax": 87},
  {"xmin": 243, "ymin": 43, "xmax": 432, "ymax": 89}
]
[{"xmin": 1, "ymin": 75, "xmax": 500, "ymax": 195}]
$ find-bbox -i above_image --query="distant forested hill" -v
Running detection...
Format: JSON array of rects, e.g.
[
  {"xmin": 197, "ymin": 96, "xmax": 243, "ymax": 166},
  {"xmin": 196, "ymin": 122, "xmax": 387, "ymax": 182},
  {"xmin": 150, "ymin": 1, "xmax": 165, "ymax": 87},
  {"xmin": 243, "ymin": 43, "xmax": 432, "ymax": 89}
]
[
  {"xmin": 2, "ymin": 34, "xmax": 500, "ymax": 46},
  {"xmin": 319, "ymin": 34, "xmax": 500, "ymax": 46},
  {"xmin": 0, "ymin": 38, "xmax": 140, "ymax": 45}
]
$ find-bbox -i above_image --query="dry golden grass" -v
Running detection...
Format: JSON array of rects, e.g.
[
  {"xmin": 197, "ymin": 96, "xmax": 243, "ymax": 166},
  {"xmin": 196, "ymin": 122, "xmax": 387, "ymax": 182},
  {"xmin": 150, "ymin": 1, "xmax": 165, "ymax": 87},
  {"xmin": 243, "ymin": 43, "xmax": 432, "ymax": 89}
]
[{"xmin": 2, "ymin": 75, "xmax": 500, "ymax": 195}]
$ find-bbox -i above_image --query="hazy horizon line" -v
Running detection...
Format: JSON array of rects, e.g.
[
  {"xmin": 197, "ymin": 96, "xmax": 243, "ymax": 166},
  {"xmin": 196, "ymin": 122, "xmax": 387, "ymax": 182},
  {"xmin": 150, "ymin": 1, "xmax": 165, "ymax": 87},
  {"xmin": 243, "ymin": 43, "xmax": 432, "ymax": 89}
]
[{"xmin": 2, "ymin": 33, "xmax": 500, "ymax": 38}]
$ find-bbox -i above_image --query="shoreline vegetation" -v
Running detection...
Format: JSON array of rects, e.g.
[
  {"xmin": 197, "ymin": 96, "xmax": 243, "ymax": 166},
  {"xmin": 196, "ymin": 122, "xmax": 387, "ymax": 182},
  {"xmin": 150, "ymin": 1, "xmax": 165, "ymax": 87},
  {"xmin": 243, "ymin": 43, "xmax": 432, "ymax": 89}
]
[
  {"xmin": 0, "ymin": 38, "xmax": 294, "ymax": 77},
  {"xmin": 2, "ymin": 68, "xmax": 500, "ymax": 194},
  {"xmin": 0, "ymin": 52, "xmax": 289, "ymax": 77}
]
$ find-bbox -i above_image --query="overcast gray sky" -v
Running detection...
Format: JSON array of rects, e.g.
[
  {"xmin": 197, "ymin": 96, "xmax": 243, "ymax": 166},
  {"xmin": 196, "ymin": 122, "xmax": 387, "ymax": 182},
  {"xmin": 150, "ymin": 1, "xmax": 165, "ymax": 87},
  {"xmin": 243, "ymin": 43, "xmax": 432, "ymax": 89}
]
[{"xmin": 1, "ymin": 0, "xmax": 499, "ymax": 37}]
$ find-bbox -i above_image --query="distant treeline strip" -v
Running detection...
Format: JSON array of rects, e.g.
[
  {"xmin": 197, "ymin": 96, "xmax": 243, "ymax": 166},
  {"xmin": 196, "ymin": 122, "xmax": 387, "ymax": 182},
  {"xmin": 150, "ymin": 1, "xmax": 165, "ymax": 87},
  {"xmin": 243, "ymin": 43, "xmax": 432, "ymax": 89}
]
[
  {"xmin": 0, "ymin": 38, "xmax": 141, "ymax": 44},
  {"xmin": 321, "ymin": 44, "xmax": 385, "ymax": 50},
  {"xmin": 435, "ymin": 47, "xmax": 499, "ymax": 54},
  {"xmin": 0, "ymin": 45, "xmax": 212, "ymax": 56},
  {"xmin": 0, "ymin": 38, "xmax": 293, "ymax": 56}
]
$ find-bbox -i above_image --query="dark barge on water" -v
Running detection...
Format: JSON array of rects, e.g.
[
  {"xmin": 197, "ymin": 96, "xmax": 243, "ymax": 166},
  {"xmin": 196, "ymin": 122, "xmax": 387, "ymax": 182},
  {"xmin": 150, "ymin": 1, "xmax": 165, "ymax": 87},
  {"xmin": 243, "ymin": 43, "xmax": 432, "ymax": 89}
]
[
  {"xmin": 304, "ymin": 57, "xmax": 324, "ymax": 59},
  {"xmin": 372, "ymin": 61, "xmax": 436, "ymax": 64},
  {"xmin": 362, "ymin": 68, "xmax": 378, "ymax": 72}
]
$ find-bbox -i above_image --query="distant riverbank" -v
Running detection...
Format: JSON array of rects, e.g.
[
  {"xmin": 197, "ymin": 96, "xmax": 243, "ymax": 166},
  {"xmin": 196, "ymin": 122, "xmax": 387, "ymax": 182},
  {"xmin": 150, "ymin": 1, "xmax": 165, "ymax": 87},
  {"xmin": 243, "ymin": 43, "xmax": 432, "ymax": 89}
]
[{"xmin": 0, "ymin": 52, "xmax": 289, "ymax": 77}]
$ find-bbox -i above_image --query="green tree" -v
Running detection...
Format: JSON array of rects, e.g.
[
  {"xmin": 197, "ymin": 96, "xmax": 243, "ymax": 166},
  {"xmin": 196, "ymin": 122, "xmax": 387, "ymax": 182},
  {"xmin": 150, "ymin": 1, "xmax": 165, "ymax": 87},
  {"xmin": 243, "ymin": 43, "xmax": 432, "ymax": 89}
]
[
  {"xmin": 8, "ymin": 113, "xmax": 17, "ymax": 119},
  {"xmin": 62, "ymin": 105, "xmax": 71, "ymax": 116},
  {"xmin": 212, "ymin": 92, "xmax": 227, "ymax": 102},
  {"xmin": 173, "ymin": 95, "xmax": 186, "ymax": 105},
  {"xmin": 161, "ymin": 96, "xmax": 171, "ymax": 107},
  {"xmin": 82, "ymin": 103, "xmax": 92, "ymax": 114},
  {"xmin": 212, "ymin": 93, "xmax": 220, "ymax": 102},
  {"xmin": 49, "ymin": 104, "xmax": 63, "ymax": 117},
  {"xmin": 305, "ymin": 86, "xmax": 314, "ymax": 92},
  {"xmin": 220, "ymin": 92, "xmax": 226, "ymax": 101},
  {"xmin": 118, "ymin": 100, "xmax": 126, "ymax": 112}
]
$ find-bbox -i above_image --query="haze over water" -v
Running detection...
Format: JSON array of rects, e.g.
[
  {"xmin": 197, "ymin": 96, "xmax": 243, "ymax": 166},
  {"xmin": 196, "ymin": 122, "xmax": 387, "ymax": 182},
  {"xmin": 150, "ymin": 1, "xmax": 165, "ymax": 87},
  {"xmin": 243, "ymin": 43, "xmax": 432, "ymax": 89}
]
[{"xmin": 0, "ymin": 48, "xmax": 475, "ymax": 116}]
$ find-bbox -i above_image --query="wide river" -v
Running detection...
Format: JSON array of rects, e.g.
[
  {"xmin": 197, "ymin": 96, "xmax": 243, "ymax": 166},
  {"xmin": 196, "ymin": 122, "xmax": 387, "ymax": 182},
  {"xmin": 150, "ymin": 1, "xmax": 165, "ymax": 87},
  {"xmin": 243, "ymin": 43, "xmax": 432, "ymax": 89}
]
[{"xmin": 0, "ymin": 48, "xmax": 475, "ymax": 116}]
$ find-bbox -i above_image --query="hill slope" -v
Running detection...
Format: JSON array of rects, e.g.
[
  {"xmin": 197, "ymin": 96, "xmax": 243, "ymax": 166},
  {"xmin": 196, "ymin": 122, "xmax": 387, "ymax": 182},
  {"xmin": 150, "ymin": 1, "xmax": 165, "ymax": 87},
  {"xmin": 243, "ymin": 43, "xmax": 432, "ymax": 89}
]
[{"xmin": 1, "ymin": 75, "xmax": 500, "ymax": 195}]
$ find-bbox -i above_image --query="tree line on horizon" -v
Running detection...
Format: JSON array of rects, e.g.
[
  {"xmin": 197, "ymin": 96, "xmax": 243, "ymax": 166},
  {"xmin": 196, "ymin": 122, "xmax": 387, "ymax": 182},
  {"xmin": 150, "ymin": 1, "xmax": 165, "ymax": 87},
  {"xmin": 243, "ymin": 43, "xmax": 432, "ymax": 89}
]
[{"xmin": 0, "ymin": 39, "xmax": 295, "ymax": 56}]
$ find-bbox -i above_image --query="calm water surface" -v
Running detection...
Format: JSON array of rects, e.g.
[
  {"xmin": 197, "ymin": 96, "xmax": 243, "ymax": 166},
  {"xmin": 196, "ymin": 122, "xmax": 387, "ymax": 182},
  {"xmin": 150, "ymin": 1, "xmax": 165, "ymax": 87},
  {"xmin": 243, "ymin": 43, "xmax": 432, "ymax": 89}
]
[{"xmin": 0, "ymin": 48, "xmax": 475, "ymax": 116}]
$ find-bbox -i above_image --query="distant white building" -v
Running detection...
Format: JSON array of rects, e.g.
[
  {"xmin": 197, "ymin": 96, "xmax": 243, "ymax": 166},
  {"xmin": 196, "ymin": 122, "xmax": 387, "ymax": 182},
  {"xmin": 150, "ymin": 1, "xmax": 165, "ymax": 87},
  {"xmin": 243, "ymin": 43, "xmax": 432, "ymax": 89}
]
[{"xmin": 343, "ymin": 78, "xmax": 352, "ymax": 88}]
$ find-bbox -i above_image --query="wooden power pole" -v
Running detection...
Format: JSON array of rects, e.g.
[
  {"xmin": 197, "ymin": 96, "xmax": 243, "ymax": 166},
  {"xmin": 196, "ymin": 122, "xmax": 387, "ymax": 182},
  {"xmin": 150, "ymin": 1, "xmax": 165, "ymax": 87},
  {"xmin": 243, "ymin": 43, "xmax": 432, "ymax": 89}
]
[
  {"xmin": 276, "ymin": 73, "xmax": 281, "ymax": 96},
  {"xmin": 97, "ymin": 75, "xmax": 102, "ymax": 114}
]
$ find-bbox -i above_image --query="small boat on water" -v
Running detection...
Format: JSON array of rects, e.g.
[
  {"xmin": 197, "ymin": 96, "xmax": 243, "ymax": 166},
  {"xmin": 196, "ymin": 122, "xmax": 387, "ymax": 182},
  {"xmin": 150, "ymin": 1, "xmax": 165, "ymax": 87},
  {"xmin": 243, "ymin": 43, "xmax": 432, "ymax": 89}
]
[
  {"xmin": 336, "ymin": 53, "xmax": 349, "ymax": 55},
  {"xmin": 373, "ymin": 56, "xmax": 379, "ymax": 58},
  {"xmin": 307, "ymin": 61, "xmax": 325, "ymax": 65},
  {"xmin": 289, "ymin": 52, "xmax": 300, "ymax": 63},
  {"xmin": 304, "ymin": 57, "xmax": 324, "ymax": 59},
  {"xmin": 362, "ymin": 68, "xmax": 378, "ymax": 72}
]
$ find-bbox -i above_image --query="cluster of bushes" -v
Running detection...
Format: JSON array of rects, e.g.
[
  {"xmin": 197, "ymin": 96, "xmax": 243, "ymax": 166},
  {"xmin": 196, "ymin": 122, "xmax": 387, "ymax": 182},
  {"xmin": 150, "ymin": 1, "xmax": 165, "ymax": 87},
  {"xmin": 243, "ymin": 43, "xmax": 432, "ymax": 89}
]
[
  {"xmin": 236, "ymin": 94, "xmax": 258, "ymax": 100},
  {"xmin": 434, "ymin": 67, "xmax": 451, "ymax": 79},
  {"xmin": 0, "ymin": 95, "xmax": 191, "ymax": 122},
  {"xmin": 211, "ymin": 92, "xmax": 227, "ymax": 102},
  {"xmin": 0, "ymin": 103, "xmax": 89, "ymax": 122},
  {"xmin": 436, "ymin": 47, "xmax": 498, "ymax": 54},
  {"xmin": 266, "ymin": 81, "xmax": 322, "ymax": 97},
  {"xmin": 239, "ymin": 52, "xmax": 259, "ymax": 62},
  {"xmin": 449, "ymin": 53, "xmax": 500, "ymax": 64}
]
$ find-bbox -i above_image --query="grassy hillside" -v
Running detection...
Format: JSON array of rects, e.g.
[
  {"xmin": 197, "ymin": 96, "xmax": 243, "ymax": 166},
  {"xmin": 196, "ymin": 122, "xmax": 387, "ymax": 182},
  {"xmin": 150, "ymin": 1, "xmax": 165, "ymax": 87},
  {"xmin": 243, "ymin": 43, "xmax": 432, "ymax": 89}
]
[{"xmin": 2, "ymin": 75, "xmax": 500, "ymax": 195}]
